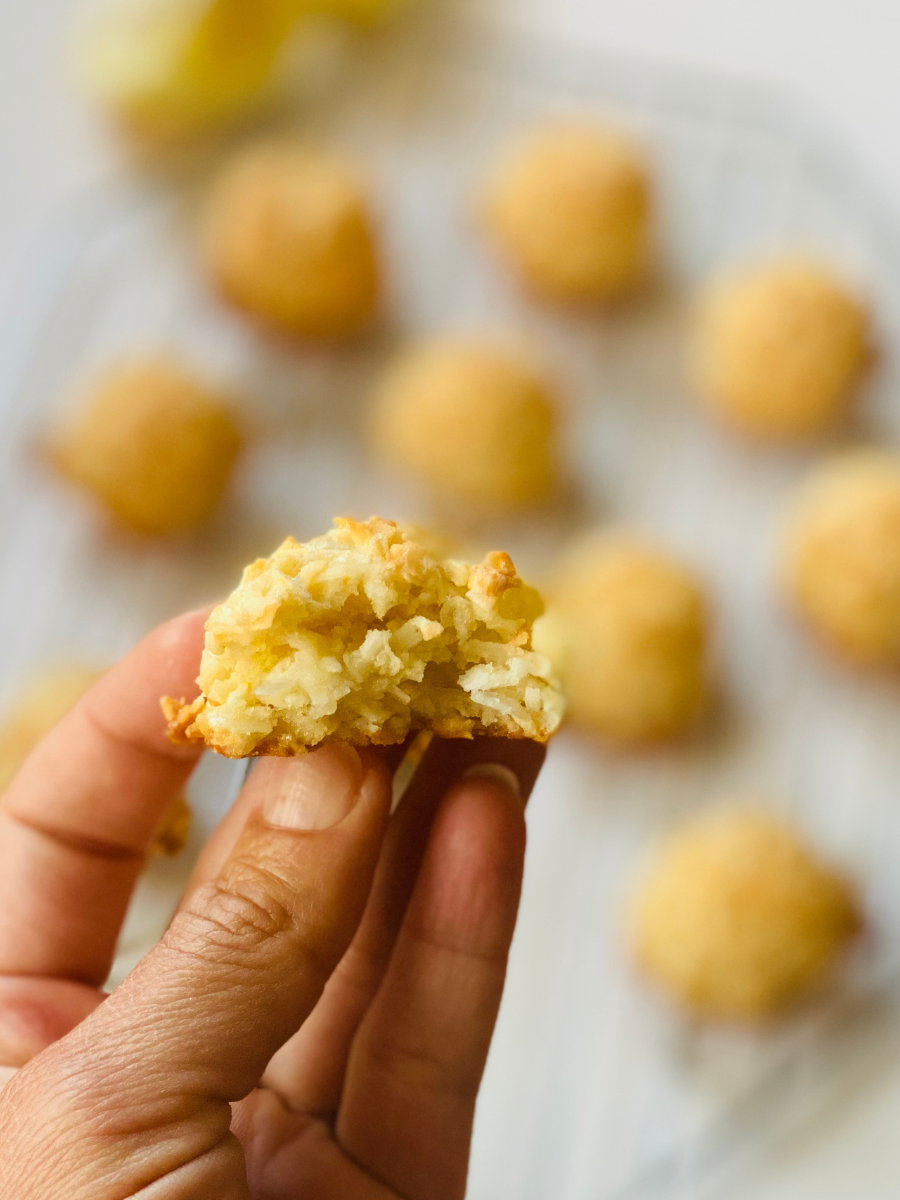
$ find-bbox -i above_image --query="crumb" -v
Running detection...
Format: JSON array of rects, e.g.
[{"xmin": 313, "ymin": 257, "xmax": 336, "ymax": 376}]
[
  {"xmin": 164, "ymin": 517, "xmax": 564, "ymax": 756},
  {"xmin": 151, "ymin": 791, "xmax": 192, "ymax": 856}
]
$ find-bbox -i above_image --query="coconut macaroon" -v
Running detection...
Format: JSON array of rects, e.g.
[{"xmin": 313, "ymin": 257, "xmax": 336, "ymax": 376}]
[
  {"xmin": 203, "ymin": 141, "xmax": 380, "ymax": 338},
  {"xmin": 482, "ymin": 122, "xmax": 651, "ymax": 302},
  {"xmin": 369, "ymin": 337, "xmax": 559, "ymax": 512},
  {"xmin": 0, "ymin": 664, "xmax": 190, "ymax": 856},
  {"xmin": 50, "ymin": 359, "xmax": 242, "ymax": 536},
  {"xmin": 535, "ymin": 536, "xmax": 710, "ymax": 745},
  {"xmin": 689, "ymin": 257, "xmax": 870, "ymax": 440},
  {"xmin": 630, "ymin": 809, "xmax": 861, "ymax": 1020},
  {"xmin": 164, "ymin": 517, "xmax": 564, "ymax": 756},
  {"xmin": 782, "ymin": 451, "xmax": 900, "ymax": 665}
]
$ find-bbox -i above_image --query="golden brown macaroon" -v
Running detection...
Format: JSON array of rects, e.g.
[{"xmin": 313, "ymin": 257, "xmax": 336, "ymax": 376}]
[
  {"xmin": 482, "ymin": 122, "xmax": 651, "ymax": 302},
  {"xmin": 164, "ymin": 516, "xmax": 564, "ymax": 757},
  {"xmin": 689, "ymin": 257, "xmax": 870, "ymax": 440},
  {"xmin": 782, "ymin": 450, "xmax": 900, "ymax": 665},
  {"xmin": 202, "ymin": 140, "xmax": 380, "ymax": 338},
  {"xmin": 534, "ymin": 535, "xmax": 709, "ymax": 745},
  {"xmin": 369, "ymin": 337, "xmax": 559, "ymax": 512},
  {"xmin": 0, "ymin": 664, "xmax": 190, "ymax": 856},
  {"xmin": 50, "ymin": 358, "xmax": 242, "ymax": 537},
  {"xmin": 630, "ymin": 808, "xmax": 861, "ymax": 1020}
]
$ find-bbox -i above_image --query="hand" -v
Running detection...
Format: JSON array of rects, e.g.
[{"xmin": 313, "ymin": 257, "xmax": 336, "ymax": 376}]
[{"xmin": 0, "ymin": 610, "xmax": 544, "ymax": 1199}]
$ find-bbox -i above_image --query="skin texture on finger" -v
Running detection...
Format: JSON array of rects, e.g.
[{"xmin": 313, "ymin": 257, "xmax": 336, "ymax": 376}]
[
  {"xmin": 0, "ymin": 747, "xmax": 392, "ymax": 1200},
  {"xmin": 333, "ymin": 773, "xmax": 527, "ymax": 1200},
  {"xmin": 260, "ymin": 736, "xmax": 545, "ymax": 1118},
  {"xmin": 178, "ymin": 743, "xmax": 413, "ymax": 908},
  {"xmin": 234, "ymin": 1091, "xmax": 398, "ymax": 1200},
  {"xmin": 0, "ymin": 609, "xmax": 207, "ymax": 986}
]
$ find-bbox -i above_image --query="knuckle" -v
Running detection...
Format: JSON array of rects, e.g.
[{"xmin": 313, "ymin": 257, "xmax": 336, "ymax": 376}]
[
  {"xmin": 336, "ymin": 941, "xmax": 389, "ymax": 1002},
  {"xmin": 364, "ymin": 1032, "xmax": 481, "ymax": 1103},
  {"xmin": 166, "ymin": 868, "xmax": 296, "ymax": 967}
]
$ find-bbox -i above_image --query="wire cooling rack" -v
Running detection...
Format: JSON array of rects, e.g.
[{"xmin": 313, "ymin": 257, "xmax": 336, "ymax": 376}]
[{"xmin": 2, "ymin": 16, "xmax": 900, "ymax": 1199}]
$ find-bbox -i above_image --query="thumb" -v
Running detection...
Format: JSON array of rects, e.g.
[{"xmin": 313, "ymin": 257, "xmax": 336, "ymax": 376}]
[{"xmin": 0, "ymin": 746, "xmax": 392, "ymax": 1196}]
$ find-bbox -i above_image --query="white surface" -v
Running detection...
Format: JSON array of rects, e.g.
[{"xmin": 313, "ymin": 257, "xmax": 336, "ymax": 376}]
[{"xmin": 3, "ymin": 2, "xmax": 900, "ymax": 1197}]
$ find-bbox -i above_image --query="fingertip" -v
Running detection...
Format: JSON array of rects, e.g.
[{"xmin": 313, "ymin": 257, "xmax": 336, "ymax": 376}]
[
  {"xmin": 443, "ymin": 772, "xmax": 528, "ymax": 852},
  {"xmin": 82, "ymin": 607, "xmax": 215, "ymax": 763},
  {"xmin": 243, "ymin": 745, "xmax": 393, "ymax": 835},
  {"xmin": 462, "ymin": 762, "xmax": 523, "ymax": 799},
  {"xmin": 426, "ymin": 773, "xmax": 528, "ymax": 930},
  {"xmin": 153, "ymin": 606, "xmax": 214, "ymax": 667}
]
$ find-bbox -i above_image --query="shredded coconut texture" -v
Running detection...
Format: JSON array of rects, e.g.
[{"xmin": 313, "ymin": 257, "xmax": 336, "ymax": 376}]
[{"xmin": 164, "ymin": 517, "xmax": 564, "ymax": 757}]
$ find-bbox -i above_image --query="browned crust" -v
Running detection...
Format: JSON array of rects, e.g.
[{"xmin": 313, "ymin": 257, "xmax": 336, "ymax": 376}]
[
  {"xmin": 161, "ymin": 694, "xmax": 548, "ymax": 758},
  {"xmin": 469, "ymin": 551, "xmax": 519, "ymax": 597},
  {"xmin": 161, "ymin": 695, "xmax": 204, "ymax": 745}
]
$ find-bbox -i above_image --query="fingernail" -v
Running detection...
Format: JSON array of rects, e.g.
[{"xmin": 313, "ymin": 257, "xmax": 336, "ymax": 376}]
[
  {"xmin": 462, "ymin": 762, "xmax": 522, "ymax": 799},
  {"xmin": 262, "ymin": 746, "xmax": 364, "ymax": 830}
]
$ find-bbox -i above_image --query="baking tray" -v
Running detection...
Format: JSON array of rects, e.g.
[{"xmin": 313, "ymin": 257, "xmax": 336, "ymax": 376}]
[{"xmin": 2, "ymin": 15, "xmax": 900, "ymax": 1198}]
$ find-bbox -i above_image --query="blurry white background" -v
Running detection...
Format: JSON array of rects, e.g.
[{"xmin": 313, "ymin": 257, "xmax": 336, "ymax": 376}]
[{"xmin": 2, "ymin": 1, "xmax": 900, "ymax": 1196}]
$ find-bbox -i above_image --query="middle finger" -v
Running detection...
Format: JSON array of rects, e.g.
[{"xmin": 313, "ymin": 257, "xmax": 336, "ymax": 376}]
[{"xmin": 261, "ymin": 735, "xmax": 545, "ymax": 1117}]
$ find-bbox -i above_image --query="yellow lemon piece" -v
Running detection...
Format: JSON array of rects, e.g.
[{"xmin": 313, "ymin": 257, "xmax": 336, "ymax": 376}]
[
  {"xmin": 77, "ymin": 0, "xmax": 307, "ymax": 135},
  {"xmin": 312, "ymin": 0, "xmax": 404, "ymax": 27}
]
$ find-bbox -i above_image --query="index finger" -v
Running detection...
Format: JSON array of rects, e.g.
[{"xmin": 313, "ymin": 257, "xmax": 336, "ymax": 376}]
[{"xmin": 0, "ymin": 609, "xmax": 208, "ymax": 986}]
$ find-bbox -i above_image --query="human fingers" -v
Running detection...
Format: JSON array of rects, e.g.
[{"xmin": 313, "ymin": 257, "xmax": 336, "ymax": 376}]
[
  {"xmin": 0, "ymin": 746, "xmax": 392, "ymax": 1199},
  {"xmin": 0, "ymin": 978, "xmax": 104, "ymax": 1069},
  {"xmin": 262, "ymin": 736, "xmax": 544, "ymax": 1117},
  {"xmin": 335, "ymin": 768, "xmax": 528, "ymax": 1200},
  {"xmin": 178, "ymin": 744, "xmax": 409, "ymax": 906},
  {"xmin": 0, "ymin": 608, "xmax": 207, "ymax": 988}
]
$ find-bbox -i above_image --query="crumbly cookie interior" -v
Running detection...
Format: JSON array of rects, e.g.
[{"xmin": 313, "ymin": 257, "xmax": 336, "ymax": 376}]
[{"xmin": 165, "ymin": 517, "xmax": 563, "ymax": 756}]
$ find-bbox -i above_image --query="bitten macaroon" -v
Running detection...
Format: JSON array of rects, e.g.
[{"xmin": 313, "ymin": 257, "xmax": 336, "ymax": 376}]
[{"xmin": 164, "ymin": 517, "xmax": 564, "ymax": 756}]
